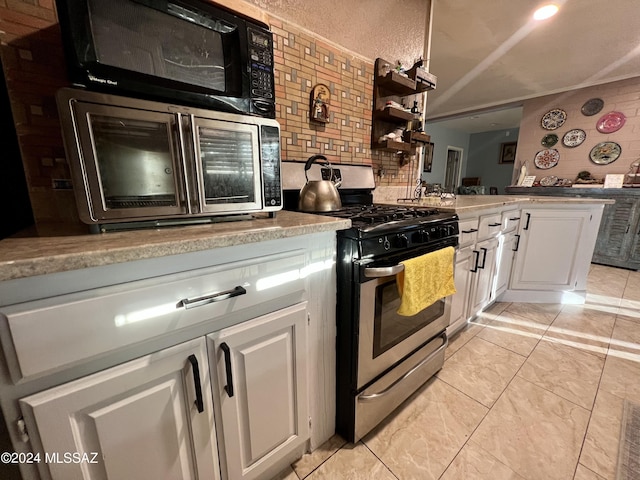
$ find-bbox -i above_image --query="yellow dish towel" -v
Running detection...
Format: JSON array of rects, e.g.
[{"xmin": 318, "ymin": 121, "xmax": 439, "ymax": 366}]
[{"xmin": 396, "ymin": 246, "xmax": 456, "ymax": 316}]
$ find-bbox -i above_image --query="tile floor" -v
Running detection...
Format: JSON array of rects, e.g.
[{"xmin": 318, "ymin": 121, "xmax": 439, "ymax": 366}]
[{"xmin": 276, "ymin": 264, "xmax": 640, "ymax": 480}]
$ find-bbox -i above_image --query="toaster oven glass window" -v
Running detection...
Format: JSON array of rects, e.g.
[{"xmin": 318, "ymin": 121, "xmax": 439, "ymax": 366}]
[
  {"xmin": 198, "ymin": 127, "xmax": 256, "ymax": 204},
  {"xmin": 89, "ymin": 115, "xmax": 178, "ymax": 209}
]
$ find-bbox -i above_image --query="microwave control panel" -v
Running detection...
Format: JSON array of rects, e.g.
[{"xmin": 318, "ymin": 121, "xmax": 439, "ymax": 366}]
[{"xmin": 248, "ymin": 27, "xmax": 275, "ymax": 114}]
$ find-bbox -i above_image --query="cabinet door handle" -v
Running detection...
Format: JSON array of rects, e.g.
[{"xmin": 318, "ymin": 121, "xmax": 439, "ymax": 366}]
[
  {"xmin": 178, "ymin": 286, "xmax": 246, "ymax": 310},
  {"xmin": 220, "ymin": 343, "xmax": 234, "ymax": 398},
  {"xmin": 478, "ymin": 247, "xmax": 488, "ymax": 269},
  {"xmin": 488, "ymin": 222, "xmax": 502, "ymax": 227},
  {"xmin": 187, "ymin": 354, "xmax": 204, "ymax": 413},
  {"xmin": 461, "ymin": 228, "xmax": 478, "ymax": 234},
  {"xmin": 523, "ymin": 213, "xmax": 531, "ymax": 230},
  {"xmin": 470, "ymin": 250, "xmax": 480, "ymax": 273},
  {"xmin": 626, "ymin": 225, "xmax": 630, "ymax": 234},
  {"xmin": 512, "ymin": 234, "xmax": 521, "ymax": 252}
]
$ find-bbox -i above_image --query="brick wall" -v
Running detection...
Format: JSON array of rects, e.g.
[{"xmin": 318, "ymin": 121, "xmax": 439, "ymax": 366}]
[{"xmin": 0, "ymin": 1, "xmax": 417, "ymax": 227}]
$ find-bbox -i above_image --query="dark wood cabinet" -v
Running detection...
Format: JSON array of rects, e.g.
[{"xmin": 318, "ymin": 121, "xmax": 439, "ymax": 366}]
[{"xmin": 505, "ymin": 186, "xmax": 640, "ymax": 270}]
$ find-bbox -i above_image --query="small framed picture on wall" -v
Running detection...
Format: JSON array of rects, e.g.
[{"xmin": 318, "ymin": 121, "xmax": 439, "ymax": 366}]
[
  {"xmin": 499, "ymin": 142, "xmax": 517, "ymax": 164},
  {"xmin": 422, "ymin": 142, "xmax": 434, "ymax": 173}
]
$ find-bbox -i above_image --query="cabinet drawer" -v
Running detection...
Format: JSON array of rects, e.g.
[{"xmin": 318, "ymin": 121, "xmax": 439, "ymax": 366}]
[
  {"xmin": 459, "ymin": 218, "xmax": 479, "ymax": 246},
  {"xmin": 1, "ymin": 251, "xmax": 306, "ymax": 381},
  {"xmin": 478, "ymin": 213, "xmax": 503, "ymax": 239},
  {"xmin": 501, "ymin": 209, "xmax": 521, "ymax": 233}
]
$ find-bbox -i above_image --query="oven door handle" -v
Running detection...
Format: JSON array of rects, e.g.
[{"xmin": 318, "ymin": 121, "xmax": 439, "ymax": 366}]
[
  {"xmin": 363, "ymin": 264, "xmax": 405, "ymax": 278},
  {"xmin": 358, "ymin": 332, "xmax": 448, "ymax": 402}
]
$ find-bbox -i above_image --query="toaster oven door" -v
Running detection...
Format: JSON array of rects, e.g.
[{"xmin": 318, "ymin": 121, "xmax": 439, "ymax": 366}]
[
  {"xmin": 192, "ymin": 117, "xmax": 262, "ymax": 213},
  {"xmin": 70, "ymin": 102, "xmax": 188, "ymax": 223}
]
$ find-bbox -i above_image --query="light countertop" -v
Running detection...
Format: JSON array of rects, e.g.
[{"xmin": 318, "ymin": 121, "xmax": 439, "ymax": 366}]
[
  {"xmin": 0, "ymin": 194, "xmax": 613, "ymax": 282},
  {"xmin": 0, "ymin": 211, "xmax": 351, "ymax": 282},
  {"xmin": 383, "ymin": 194, "xmax": 613, "ymax": 214}
]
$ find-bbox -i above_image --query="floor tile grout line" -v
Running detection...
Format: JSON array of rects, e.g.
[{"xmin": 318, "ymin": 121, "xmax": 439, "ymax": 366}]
[{"xmin": 360, "ymin": 440, "xmax": 400, "ymax": 480}]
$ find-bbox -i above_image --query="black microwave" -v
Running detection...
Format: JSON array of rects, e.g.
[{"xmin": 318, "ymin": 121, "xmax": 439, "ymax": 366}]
[{"xmin": 55, "ymin": 0, "xmax": 276, "ymax": 118}]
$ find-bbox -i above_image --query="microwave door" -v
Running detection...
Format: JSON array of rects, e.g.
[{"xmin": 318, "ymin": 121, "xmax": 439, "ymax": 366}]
[
  {"xmin": 71, "ymin": 103, "xmax": 188, "ymax": 222},
  {"xmin": 192, "ymin": 118, "xmax": 262, "ymax": 214}
]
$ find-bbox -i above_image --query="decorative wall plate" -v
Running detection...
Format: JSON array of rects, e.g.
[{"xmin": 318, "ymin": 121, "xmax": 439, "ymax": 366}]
[
  {"xmin": 534, "ymin": 149, "xmax": 560, "ymax": 169},
  {"xmin": 541, "ymin": 109, "xmax": 567, "ymax": 130},
  {"xmin": 540, "ymin": 175, "xmax": 558, "ymax": 186},
  {"xmin": 581, "ymin": 98, "xmax": 604, "ymax": 116},
  {"xmin": 562, "ymin": 129, "xmax": 586, "ymax": 148},
  {"xmin": 541, "ymin": 134, "xmax": 558, "ymax": 147},
  {"xmin": 590, "ymin": 142, "xmax": 621, "ymax": 165},
  {"xmin": 596, "ymin": 111, "xmax": 626, "ymax": 133}
]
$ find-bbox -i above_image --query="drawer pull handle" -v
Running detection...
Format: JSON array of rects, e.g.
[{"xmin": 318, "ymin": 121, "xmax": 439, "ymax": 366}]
[
  {"xmin": 509, "ymin": 217, "xmax": 521, "ymax": 221},
  {"xmin": 220, "ymin": 343, "xmax": 234, "ymax": 398},
  {"xmin": 461, "ymin": 228, "xmax": 478, "ymax": 234},
  {"xmin": 524, "ymin": 213, "xmax": 531, "ymax": 230},
  {"xmin": 187, "ymin": 354, "xmax": 204, "ymax": 413},
  {"xmin": 488, "ymin": 222, "xmax": 502, "ymax": 227},
  {"xmin": 479, "ymin": 247, "xmax": 488, "ymax": 269},
  {"xmin": 513, "ymin": 234, "xmax": 521, "ymax": 252},
  {"xmin": 179, "ymin": 286, "xmax": 247, "ymax": 310}
]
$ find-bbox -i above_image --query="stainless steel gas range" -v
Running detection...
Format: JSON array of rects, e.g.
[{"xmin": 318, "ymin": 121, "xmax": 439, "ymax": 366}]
[{"xmin": 283, "ymin": 161, "xmax": 459, "ymax": 442}]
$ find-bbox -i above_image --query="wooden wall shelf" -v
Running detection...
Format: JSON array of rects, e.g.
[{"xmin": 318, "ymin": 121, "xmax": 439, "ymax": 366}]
[{"xmin": 371, "ymin": 57, "xmax": 436, "ymax": 154}]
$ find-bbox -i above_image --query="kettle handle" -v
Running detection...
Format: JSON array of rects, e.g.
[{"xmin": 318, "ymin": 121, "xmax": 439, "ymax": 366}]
[
  {"xmin": 304, "ymin": 154, "xmax": 331, "ymax": 182},
  {"xmin": 304, "ymin": 154, "xmax": 329, "ymax": 171}
]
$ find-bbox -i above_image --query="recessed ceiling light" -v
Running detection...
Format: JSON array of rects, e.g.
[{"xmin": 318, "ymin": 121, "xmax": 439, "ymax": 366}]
[{"xmin": 533, "ymin": 4, "xmax": 559, "ymax": 20}]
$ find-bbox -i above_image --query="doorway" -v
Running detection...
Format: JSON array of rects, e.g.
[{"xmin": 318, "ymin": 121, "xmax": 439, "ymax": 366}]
[{"xmin": 444, "ymin": 147, "xmax": 463, "ymax": 193}]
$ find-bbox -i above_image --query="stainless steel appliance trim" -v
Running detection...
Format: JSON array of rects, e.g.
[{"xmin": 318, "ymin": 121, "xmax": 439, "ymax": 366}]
[
  {"xmin": 359, "ymin": 332, "xmax": 447, "ymax": 402},
  {"xmin": 177, "ymin": 113, "xmax": 193, "ymax": 214},
  {"xmin": 363, "ymin": 264, "xmax": 404, "ymax": 277},
  {"xmin": 353, "ymin": 332, "xmax": 447, "ymax": 441}
]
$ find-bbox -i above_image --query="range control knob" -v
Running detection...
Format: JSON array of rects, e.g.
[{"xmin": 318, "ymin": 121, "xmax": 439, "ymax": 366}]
[
  {"xmin": 417, "ymin": 229, "xmax": 431, "ymax": 243},
  {"xmin": 394, "ymin": 233, "xmax": 409, "ymax": 248}
]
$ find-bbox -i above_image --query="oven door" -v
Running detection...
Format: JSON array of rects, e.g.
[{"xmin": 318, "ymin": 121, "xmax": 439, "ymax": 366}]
[
  {"xmin": 356, "ymin": 251, "xmax": 453, "ymax": 389},
  {"xmin": 192, "ymin": 117, "xmax": 263, "ymax": 214},
  {"xmin": 68, "ymin": 102, "xmax": 188, "ymax": 223}
]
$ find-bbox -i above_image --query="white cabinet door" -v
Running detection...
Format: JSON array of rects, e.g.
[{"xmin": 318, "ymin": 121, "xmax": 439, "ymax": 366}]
[
  {"xmin": 510, "ymin": 209, "xmax": 592, "ymax": 290},
  {"xmin": 19, "ymin": 338, "xmax": 219, "ymax": 480},
  {"xmin": 448, "ymin": 245, "xmax": 474, "ymax": 334},
  {"xmin": 468, "ymin": 237, "xmax": 499, "ymax": 318},
  {"xmin": 209, "ymin": 302, "xmax": 309, "ymax": 480},
  {"xmin": 494, "ymin": 231, "xmax": 518, "ymax": 297}
]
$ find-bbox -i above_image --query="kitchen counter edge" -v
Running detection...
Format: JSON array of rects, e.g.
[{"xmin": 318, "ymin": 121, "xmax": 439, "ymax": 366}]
[
  {"xmin": 0, "ymin": 211, "xmax": 351, "ymax": 282},
  {"xmin": 388, "ymin": 194, "xmax": 613, "ymax": 214}
]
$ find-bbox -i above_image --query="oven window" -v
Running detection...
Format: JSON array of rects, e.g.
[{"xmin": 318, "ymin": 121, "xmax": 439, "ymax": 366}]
[
  {"xmin": 198, "ymin": 126, "xmax": 256, "ymax": 204},
  {"xmin": 373, "ymin": 279, "xmax": 445, "ymax": 358},
  {"xmin": 89, "ymin": 115, "xmax": 178, "ymax": 209}
]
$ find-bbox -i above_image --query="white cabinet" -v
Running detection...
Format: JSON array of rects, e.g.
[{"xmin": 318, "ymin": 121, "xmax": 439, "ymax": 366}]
[
  {"xmin": 468, "ymin": 237, "xmax": 499, "ymax": 318},
  {"xmin": 448, "ymin": 245, "xmax": 474, "ymax": 333},
  {"xmin": 510, "ymin": 208, "xmax": 593, "ymax": 291},
  {"xmin": 19, "ymin": 338, "xmax": 219, "ymax": 480},
  {"xmin": 494, "ymin": 231, "xmax": 518, "ymax": 297},
  {"xmin": 209, "ymin": 302, "xmax": 309, "ymax": 480}
]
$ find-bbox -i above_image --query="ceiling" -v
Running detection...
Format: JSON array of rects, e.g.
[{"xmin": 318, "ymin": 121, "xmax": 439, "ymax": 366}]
[{"xmin": 424, "ymin": 0, "xmax": 640, "ymax": 133}]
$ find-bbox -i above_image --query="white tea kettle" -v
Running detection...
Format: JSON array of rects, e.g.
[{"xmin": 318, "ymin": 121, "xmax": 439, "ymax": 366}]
[{"xmin": 298, "ymin": 155, "xmax": 342, "ymax": 212}]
